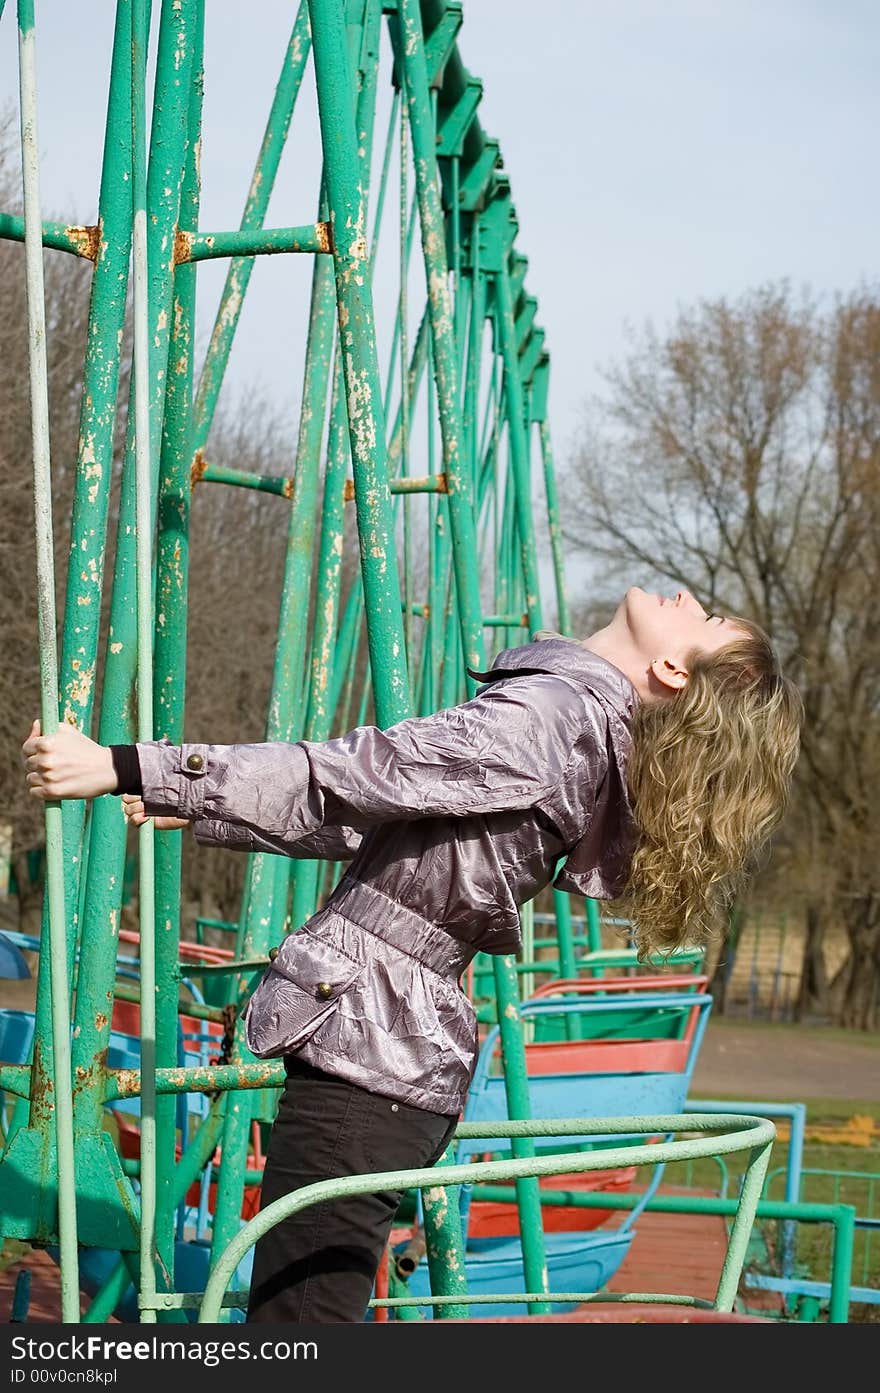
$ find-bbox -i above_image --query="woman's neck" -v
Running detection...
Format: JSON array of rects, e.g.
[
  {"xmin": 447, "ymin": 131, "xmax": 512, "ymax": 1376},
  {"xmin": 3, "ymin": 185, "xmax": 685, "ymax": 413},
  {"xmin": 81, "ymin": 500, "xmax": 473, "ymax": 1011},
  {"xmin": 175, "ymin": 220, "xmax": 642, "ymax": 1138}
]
[{"xmin": 579, "ymin": 625, "xmax": 655, "ymax": 702}]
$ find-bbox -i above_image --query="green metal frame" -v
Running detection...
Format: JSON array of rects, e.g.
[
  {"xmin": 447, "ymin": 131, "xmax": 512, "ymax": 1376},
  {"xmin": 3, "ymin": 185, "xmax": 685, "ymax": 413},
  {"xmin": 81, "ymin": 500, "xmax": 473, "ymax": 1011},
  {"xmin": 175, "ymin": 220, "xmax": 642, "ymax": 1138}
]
[
  {"xmin": 1, "ymin": 0, "xmax": 785, "ymax": 1328},
  {"xmin": 194, "ymin": 1113, "xmax": 776, "ymax": 1320}
]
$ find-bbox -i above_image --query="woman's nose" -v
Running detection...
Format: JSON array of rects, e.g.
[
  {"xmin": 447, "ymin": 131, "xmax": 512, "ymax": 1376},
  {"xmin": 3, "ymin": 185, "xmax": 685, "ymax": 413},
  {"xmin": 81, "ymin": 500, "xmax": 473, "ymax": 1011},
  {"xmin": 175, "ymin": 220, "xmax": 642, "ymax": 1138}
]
[{"xmin": 676, "ymin": 590, "xmax": 703, "ymax": 615}]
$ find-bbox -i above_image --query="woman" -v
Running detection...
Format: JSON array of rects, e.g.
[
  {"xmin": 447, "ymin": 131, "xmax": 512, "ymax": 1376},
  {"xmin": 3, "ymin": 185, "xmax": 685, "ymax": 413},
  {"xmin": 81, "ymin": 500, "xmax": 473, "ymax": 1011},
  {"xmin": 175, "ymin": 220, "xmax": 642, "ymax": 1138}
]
[{"xmin": 22, "ymin": 586, "xmax": 802, "ymax": 1323}]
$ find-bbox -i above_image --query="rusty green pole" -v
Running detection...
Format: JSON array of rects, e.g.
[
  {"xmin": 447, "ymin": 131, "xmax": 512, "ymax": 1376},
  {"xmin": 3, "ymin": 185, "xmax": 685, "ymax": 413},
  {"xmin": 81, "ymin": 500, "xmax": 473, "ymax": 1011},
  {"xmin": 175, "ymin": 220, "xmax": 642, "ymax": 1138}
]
[
  {"xmin": 66, "ymin": 0, "xmax": 197, "ymax": 1267},
  {"xmin": 130, "ymin": 0, "xmax": 160, "ymax": 1322},
  {"xmin": 397, "ymin": 0, "xmax": 485, "ymax": 687},
  {"xmin": 533, "ymin": 361, "xmax": 570, "ymax": 635},
  {"xmin": 1, "ymin": 0, "xmax": 136, "ymax": 1178},
  {"xmin": 203, "ymin": 225, "xmax": 337, "ymax": 1319},
  {"xmin": 150, "ymin": 1, "xmax": 204, "ymax": 1311},
  {"xmin": 191, "ymin": 0, "xmax": 312, "ymax": 450},
  {"xmin": 289, "ymin": 0, "xmax": 384, "ymax": 929},
  {"xmin": 494, "ymin": 262, "xmax": 544, "ymax": 635},
  {"xmin": 15, "ymin": 0, "xmax": 80, "ymax": 1321},
  {"xmin": 308, "ymin": 0, "xmax": 410, "ymax": 723},
  {"xmin": 289, "ymin": 354, "xmax": 350, "ymax": 929},
  {"xmin": 207, "ymin": 6, "xmax": 383, "ymax": 1285},
  {"xmin": 310, "ymin": 0, "xmax": 471, "ymax": 1315}
]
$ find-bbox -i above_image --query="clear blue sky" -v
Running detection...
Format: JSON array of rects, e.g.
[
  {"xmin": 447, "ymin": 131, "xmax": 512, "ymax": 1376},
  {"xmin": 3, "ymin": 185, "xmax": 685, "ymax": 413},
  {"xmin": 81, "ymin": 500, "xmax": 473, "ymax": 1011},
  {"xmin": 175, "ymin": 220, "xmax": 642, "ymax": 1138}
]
[{"xmin": 2, "ymin": 1, "xmax": 878, "ymax": 604}]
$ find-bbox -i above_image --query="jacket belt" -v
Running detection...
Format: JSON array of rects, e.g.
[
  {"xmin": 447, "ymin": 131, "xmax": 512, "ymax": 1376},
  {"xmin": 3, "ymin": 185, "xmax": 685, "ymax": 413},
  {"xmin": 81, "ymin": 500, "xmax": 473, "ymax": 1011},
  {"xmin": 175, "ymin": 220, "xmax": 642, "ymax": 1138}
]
[{"xmin": 329, "ymin": 875, "xmax": 477, "ymax": 979}]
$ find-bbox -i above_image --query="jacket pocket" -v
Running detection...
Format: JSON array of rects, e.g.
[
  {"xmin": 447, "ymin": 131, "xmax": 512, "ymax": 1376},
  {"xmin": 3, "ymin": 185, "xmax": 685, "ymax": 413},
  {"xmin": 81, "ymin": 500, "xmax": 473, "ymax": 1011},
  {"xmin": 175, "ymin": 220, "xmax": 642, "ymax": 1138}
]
[{"xmin": 244, "ymin": 932, "xmax": 364, "ymax": 1060}]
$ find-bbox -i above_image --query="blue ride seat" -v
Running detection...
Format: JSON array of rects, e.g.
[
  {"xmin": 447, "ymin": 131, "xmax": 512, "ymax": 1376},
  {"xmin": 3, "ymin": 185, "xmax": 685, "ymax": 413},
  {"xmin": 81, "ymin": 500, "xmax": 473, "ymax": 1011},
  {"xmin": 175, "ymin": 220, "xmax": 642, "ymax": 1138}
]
[
  {"xmin": 75, "ymin": 1236, "xmax": 253, "ymax": 1323},
  {"xmin": 395, "ymin": 990, "xmax": 712, "ymax": 1318},
  {"xmin": 0, "ymin": 931, "xmax": 31, "ymax": 981}
]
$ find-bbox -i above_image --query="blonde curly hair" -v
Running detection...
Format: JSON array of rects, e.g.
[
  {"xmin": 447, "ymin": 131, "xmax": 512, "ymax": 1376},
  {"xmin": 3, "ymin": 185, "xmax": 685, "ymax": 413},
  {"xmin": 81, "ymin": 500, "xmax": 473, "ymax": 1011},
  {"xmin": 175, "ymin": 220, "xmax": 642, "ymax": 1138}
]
[{"xmin": 617, "ymin": 618, "xmax": 803, "ymax": 959}]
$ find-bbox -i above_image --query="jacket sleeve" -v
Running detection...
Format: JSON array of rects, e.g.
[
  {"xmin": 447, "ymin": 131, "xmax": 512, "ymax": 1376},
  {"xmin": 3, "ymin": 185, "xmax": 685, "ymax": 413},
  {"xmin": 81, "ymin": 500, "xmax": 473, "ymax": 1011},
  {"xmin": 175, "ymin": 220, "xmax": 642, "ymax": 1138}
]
[
  {"xmin": 190, "ymin": 819, "xmax": 362, "ymax": 861},
  {"xmin": 135, "ymin": 676, "xmax": 585, "ymax": 845}
]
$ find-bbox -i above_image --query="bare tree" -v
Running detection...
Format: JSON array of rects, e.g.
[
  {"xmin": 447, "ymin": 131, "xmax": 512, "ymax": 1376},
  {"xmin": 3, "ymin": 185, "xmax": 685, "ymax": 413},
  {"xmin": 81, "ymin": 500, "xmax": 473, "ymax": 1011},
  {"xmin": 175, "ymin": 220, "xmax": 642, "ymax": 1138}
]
[{"xmin": 563, "ymin": 282, "xmax": 880, "ymax": 1028}]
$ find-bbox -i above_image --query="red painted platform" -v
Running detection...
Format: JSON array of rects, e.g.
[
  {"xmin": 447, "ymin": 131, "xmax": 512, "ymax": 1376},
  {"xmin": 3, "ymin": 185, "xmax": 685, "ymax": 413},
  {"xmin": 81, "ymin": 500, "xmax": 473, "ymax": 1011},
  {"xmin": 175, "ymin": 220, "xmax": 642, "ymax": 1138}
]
[
  {"xmin": 0, "ymin": 1245, "xmax": 120, "ymax": 1324},
  {"xmin": 435, "ymin": 1306, "xmax": 772, "ymax": 1322},
  {"xmin": 603, "ymin": 1185, "xmax": 784, "ymax": 1318}
]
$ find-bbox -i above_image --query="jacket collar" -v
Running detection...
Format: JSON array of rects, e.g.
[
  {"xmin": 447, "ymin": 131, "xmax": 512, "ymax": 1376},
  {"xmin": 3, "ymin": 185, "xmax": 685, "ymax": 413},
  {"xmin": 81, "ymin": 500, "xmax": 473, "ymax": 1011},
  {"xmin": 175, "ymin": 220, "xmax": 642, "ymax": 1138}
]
[
  {"xmin": 485, "ymin": 635, "xmax": 638, "ymax": 900},
  {"xmin": 487, "ymin": 635, "xmax": 639, "ymax": 728}
]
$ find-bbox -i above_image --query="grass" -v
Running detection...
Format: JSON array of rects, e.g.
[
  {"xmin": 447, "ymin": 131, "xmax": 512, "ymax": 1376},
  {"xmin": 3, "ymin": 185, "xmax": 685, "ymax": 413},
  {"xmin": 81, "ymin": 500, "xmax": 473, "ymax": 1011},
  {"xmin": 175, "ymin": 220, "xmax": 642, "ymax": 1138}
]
[
  {"xmin": 703, "ymin": 1015, "xmax": 880, "ymax": 1051},
  {"xmin": 660, "ymin": 1091, "xmax": 880, "ymax": 1323}
]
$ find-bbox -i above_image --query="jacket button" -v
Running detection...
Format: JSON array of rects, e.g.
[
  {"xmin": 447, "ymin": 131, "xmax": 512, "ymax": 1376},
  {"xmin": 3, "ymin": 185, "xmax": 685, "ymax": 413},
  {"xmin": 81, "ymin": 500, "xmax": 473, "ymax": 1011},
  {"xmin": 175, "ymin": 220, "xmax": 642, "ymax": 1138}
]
[
  {"xmin": 316, "ymin": 982, "xmax": 333, "ymax": 1000},
  {"xmin": 185, "ymin": 752, "xmax": 204, "ymax": 772}
]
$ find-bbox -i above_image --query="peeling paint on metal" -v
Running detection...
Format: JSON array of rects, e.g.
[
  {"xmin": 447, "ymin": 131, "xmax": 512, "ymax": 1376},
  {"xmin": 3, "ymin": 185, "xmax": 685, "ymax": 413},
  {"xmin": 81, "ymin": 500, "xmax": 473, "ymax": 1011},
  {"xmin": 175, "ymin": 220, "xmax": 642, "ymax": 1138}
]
[
  {"xmin": 173, "ymin": 228, "xmax": 193, "ymax": 263},
  {"xmin": 65, "ymin": 224, "xmax": 100, "ymax": 261}
]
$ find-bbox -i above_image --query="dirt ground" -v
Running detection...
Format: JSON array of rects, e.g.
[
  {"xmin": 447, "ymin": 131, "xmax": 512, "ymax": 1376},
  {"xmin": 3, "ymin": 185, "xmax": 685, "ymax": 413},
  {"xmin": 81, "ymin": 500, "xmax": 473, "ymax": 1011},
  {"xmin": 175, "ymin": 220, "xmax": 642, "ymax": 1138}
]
[{"xmin": 690, "ymin": 1018, "xmax": 880, "ymax": 1102}]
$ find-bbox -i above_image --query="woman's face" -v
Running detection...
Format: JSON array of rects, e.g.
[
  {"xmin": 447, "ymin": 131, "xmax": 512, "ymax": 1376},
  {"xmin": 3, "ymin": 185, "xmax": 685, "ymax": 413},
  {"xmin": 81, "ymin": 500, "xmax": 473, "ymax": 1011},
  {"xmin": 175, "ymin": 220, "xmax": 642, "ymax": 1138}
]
[{"xmin": 619, "ymin": 586, "xmax": 745, "ymax": 672}]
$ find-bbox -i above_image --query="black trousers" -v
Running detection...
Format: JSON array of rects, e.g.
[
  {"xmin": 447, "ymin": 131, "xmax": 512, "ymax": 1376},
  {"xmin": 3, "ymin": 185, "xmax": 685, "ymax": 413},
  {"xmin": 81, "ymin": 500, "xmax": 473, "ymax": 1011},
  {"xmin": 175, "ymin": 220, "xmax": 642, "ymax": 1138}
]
[{"xmin": 246, "ymin": 1056, "xmax": 458, "ymax": 1323}]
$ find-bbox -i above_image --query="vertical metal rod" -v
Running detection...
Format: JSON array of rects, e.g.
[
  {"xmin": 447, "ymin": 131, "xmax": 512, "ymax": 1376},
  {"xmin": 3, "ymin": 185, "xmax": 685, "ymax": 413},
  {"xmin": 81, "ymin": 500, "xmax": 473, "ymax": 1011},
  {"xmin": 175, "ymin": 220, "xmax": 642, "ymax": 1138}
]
[
  {"xmin": 16, "ymin": 0, "xmax": 80, "ymax": 1323},
  {"xmin": 462, "ymin": 239, "xmax": 483, "ymax": 493},
  {"xmin": 386, "ymin": 302, "xmax": 429, "ymax": 468},
  {"xmin": 398, "ymin": 0, "xmax": 484, "ymax": 687},
  {"xmin": 191, "ymin": 0, "xmax": 312, "ymax": 447},
  {"xmin": 316, "ymin": 579, "xmax": 366, "ymax": 912},
  {"xmin": 369, "ymin": 87, "xmax": 400, "ymax": 272},
  {"xmin": 537, "ymin": 415, "xmax": 570, "ymax": 634},
  {"xmin": 151, "ymin": 0, "xmax": 204, "ymax": 1301},
  {"xmin": 289, "ymin": 352, "xmax": 350, "ymax": 927},
  {"xmin": 553, "ymin": 892, "xmax": 581, "ymax": 1039},
  {"xmin": 450, "ymin": 155, "xmax": 463, "ymax": 352},
  {"xmin": 329, "ymin": 579, "xmax": 364, "ymax": 724},
  {"xmin": 131, "ymin": 0, "xmax": 158, "ymax": 1325},
  {"xmin": 491, "ymin": 954, "xmax": 551, "ymax": 1312},
  {"xmin": 714, "ymin": 1141, "xmax": 773, "ymax": 1310},
  {"xmin": 19, "ymin": 0, "xmax": 135, "ymax": 1152},
  {"xmin": 309, "ymin": 0, "xmax": 409, "ymax": 726},
  {"xmin": 399, "ymin": 80, "xmax": 413, "ymax": 687},
  {"xmin": 381, "ymin": 198, "xmax": 418, "ymax": 419},
  {"xmin": 259, "ymin": 242, "xmax": 336, "ymax": 946},
  {"xmin": 828, "ymin": 1206, "xmax": 856, "ymax": 1324},
  {"xmin": 418, "ymin": 491, "xmax": 440, "ymax": 717},
  {"xmin": 586, "ymin": 897, "xmax": 602, "ymax": 951},
  {"xmin": 70, "ymin": 0, "xmax": 197, "ymax": 1150},
  {"xmin": 494, "ymin": 264, "xmax": 544, "ymax": 633}
]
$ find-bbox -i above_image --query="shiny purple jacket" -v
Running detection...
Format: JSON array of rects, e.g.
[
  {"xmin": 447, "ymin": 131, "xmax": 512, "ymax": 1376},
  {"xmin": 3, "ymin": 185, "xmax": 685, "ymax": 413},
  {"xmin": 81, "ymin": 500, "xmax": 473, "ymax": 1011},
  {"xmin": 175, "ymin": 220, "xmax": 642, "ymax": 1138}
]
[{"xmin": 136, "ymin": 638, "xmax": 638, "ymax": 1115}]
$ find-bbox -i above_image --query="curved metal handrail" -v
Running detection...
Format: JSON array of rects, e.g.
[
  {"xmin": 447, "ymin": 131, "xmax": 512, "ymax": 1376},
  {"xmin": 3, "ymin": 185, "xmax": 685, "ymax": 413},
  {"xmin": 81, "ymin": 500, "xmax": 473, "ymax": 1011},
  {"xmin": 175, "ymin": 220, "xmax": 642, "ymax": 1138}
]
[{"xmin": 197, "ymin": 1112, "xmax": 775, "ymax": 1321}]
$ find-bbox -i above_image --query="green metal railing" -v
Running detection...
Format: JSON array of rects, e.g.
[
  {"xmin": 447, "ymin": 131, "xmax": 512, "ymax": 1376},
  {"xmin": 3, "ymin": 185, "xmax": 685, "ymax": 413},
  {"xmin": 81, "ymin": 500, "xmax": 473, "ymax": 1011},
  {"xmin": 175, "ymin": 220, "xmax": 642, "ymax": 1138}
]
[
  {"xmin": 195, "ymin": 1114, "xmax": 776, "ymax": 1320},
  {"xmin": 760, "ymin": 1164, "xmax": 880, "ymax": 1314}
]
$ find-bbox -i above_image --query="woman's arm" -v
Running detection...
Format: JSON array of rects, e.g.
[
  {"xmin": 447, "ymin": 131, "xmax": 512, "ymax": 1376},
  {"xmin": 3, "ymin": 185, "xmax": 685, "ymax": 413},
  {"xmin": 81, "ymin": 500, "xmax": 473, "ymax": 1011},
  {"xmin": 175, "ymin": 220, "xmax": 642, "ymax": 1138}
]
[
  {"xmin": 120, "ymin": 793, "xmax": 362, "ymax": 860},
  {"xmin": 22, "ymin": 675, "xmax": 587, "ymax": 846},
  {"xmin": 133, "ymin": 677, "xmax": 585, "ymax": 842},
  {"xmin": 191, "ymin": 816, "xmax": 363, "ymax": 861}
]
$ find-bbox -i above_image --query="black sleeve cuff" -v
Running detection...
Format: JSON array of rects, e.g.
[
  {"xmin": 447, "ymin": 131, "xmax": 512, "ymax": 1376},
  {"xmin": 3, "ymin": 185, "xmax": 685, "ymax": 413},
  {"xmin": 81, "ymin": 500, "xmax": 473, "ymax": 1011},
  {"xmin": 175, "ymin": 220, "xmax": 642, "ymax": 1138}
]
[{"xmin": 109, "ymin": 745, "xmax": 143, "ymax": 796}]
